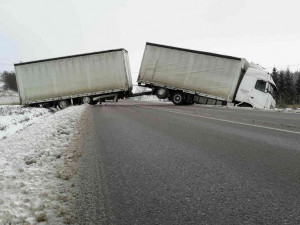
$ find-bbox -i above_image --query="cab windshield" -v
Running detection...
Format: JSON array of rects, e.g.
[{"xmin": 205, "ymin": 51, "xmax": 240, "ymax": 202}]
[{"xmin": 268, "ymin": 83, "xmax": 277, "ymax": 97}]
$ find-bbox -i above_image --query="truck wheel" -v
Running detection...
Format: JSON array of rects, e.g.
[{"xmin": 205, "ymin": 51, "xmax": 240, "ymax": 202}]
[
  {"xmin": 171, "ymin": 92, "xmax": 184, "ymax": 105},
  {"xmin": 58, "ymin": 100, "xmax": 69, "ymax": 109},
  {"xmin": 81, "ymin": 96, "xmax": 91, "ymax": 104},
  {"xmin": 156, "ymin": 88, "xmax": 168, "ymax": 99}
]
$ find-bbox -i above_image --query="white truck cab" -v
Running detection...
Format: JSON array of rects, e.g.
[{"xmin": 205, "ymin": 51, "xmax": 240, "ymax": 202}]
[{"xmin": 235, "ymin": 63, "xmax": 277, "ymax": 109}]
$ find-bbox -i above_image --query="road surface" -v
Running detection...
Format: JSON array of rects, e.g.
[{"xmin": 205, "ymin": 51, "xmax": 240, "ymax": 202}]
[{"xmin": 74, "ymin": 101, "xmax": 300, "ymax": 225}]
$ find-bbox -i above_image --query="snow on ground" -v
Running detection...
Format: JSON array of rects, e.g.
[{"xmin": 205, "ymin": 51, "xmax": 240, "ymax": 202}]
[
  {"xmin": 0, "ymin": 96, "xmax": 20, "ymax": 105},
  {"xmin": 272, "ymin": 107, "xmax": 300, "ymax": 113},
  {"xmin": 0, "ymin": 84, "xmax": 20, "ymax": 105},
  {"xmin": 130, "ymin": 95, "xmax": 169, "ymax": 102},
  {"xmin": 0, "ymin": 89, "xmax": 18, "ymax": 97},
  {"xmin": 0, "ymin": 105, "xmax": 90, "ymax": 224},
  {"xmin": 0, "ymin": 106, "xmax": 53, "ymax": 139}
]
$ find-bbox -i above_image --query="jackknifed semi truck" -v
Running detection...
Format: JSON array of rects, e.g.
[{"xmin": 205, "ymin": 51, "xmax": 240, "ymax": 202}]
[
  {"xmin": 14, "ymin": 48, "xmax": 133, "ymax": 109},
  {"xmin": 137, "ymin": 43, "xmax": 277, "ymax": 109}
]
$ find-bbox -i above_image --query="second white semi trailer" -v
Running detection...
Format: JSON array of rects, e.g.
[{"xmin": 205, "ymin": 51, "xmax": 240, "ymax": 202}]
[{"xmin": 137, "ymin": 43, "xmax": 277, "ymax": 109}]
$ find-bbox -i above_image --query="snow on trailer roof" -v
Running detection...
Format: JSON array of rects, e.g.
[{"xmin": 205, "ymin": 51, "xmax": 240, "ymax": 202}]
[
  {"xmin": 14, "ymin": 48, "xmax": 128, "ymax": 66},
  {"xmin": 146, "ymin": 42, "xmax": 242, "ymax": 61}
]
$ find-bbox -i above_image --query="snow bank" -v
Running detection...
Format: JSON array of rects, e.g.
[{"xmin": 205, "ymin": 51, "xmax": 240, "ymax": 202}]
[
  {"xmin": 272, "ymin": 107, "xmax": 300, "ymax": 113},
  {"xmin": 0, "ymin": 105, "xmax": 90, "ymax": 224},
  {"xmin": 0, "ymin": 106, "xmax": 53, "ymax": 139}
]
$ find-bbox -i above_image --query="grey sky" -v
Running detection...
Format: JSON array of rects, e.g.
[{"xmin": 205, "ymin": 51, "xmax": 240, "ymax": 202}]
[{"xmin": 0, "ymin": 0, "xmax": 300, "ymax": 82}]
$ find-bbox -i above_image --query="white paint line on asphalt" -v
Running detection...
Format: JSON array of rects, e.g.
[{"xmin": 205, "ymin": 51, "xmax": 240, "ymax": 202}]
[{"xmin": 140, "ymin": 106, "xmax": 300, "ymax": 135}]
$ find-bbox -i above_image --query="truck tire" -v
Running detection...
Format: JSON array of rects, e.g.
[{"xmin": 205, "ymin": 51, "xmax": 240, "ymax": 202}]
[
  {"xmin": 156, "ymin": 88, "xmax": 168, "ymax": 99},
  {"xmin": 81, "ymin": 96, "xmax": 92, "ymax": 104},
  {"xmin": 171, "ymin": 92, "xmax": 184, "ymax": 105},
  {"xmin": 58, "ymin": 100, "xmax": 69, "ymax": 109}
]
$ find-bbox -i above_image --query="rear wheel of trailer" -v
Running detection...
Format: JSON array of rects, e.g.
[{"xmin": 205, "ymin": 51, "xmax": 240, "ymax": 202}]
[
  {"xmin": 81, "ymin": 96, "xmax": 92, "ymax": 104},
  {"xmin": 58, "ymin": 100, "xmax": 70, "ymax": 109},
  {"xmin": 156, "ymin": 87, "xmax": 168, "ymax": 99},
  {"xmin": 171, "ymin": 92, "xmax": 184, "ymax": 105}
]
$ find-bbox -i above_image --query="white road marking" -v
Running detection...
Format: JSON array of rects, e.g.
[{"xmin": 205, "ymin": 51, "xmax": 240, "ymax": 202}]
[{"xmin": 140, "ymin": 106, "xmax": 300, "ymax": 135}]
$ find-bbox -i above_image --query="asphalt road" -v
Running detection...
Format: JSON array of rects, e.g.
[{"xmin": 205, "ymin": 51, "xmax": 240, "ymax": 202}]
[{"xmin": 74, "ymin": 101, "xmax": 300, "ymax": 225}]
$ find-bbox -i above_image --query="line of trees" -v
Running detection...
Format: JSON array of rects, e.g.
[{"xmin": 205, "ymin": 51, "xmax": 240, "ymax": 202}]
[{"xmin": 271, "ymin": 68, "xmax": 300, "ymax": 106}]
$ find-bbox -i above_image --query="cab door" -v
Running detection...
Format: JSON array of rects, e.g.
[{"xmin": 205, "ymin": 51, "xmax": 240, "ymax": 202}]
[{"xmin": 249, "ymin": 80, "xmax": 270, "ymax": 109}]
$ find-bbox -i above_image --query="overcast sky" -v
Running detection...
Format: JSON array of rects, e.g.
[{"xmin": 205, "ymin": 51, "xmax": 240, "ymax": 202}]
[{"xmin": 1, "ymin": 0, "xmax": 300, "ymax": 81}]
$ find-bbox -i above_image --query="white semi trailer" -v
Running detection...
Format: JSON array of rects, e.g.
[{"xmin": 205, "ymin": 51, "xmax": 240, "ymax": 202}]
[
  {"xmin": 14, "ymin": 49, "xmax": 132, "ymax": 109},
  {"xmin": 138, "ymin": 43, "xmax": 277, "ymax": 109}
]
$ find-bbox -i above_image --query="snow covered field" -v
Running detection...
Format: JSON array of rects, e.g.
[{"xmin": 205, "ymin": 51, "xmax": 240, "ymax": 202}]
[
  {"xmin": 0, "ymin": 96, "xmax": 20, "ymax": 105},
  {"xmin": 0, "ymin": 106, "xmax": 53, "ymax": 139},
  {"xmin": 0, "ymin": 105, "xmax": 90, "ymax": 224},
  {"xmin": 0, "ymin": 90, "xmax": 20, "ymax": 105}
]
